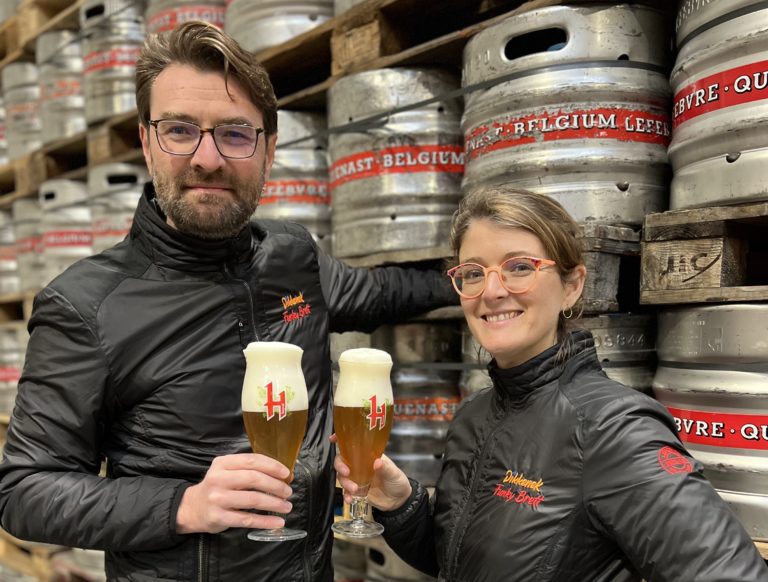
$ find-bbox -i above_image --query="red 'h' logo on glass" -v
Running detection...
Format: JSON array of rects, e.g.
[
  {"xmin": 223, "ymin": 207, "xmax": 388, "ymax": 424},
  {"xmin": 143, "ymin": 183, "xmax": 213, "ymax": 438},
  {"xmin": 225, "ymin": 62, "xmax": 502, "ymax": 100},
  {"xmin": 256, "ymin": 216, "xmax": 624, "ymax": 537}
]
[
  {"xmin": 367, "ymin": 394, "xmax": 387, "ymax": 430},
  {"xmin": 265, "ymin": 381, "xmax": 286, "ymax": 421}
]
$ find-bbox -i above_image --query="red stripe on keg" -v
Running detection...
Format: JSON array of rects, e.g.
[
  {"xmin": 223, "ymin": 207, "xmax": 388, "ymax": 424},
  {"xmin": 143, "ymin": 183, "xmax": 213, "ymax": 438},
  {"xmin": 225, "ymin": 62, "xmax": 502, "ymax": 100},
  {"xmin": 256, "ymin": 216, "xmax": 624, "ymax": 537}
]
[
  {"xmin": 262, "ymin": 179, "xmax": 329, "ymax": 204},
  {"xmin": 393, "ymin": 397, "xmax": 461, "ymax": 422},
  {"xmin": 15, "ymin": 236, "xmax": 42, "ymax": 253},
  {"xmin": 329, "ymin": 145, "xmax": 464, "ymax": 190},
  {"xmin": 41, "ymin": 79, "xmax": 82, "ymax": 101},
  {"xmin": 93, "ymin": 229, "xmax": 129, "ymax": 238},
  {"xmin": 465, "ymin": 108, "xmax": 670, "ymax": 160},
  {"xmin": 673, "ymin": 60, "xmax": 768, "ymax": 127},
  {"xmin": 148, "ymin": 6, "xmax": 226, "ymax": 33},
  {"xmin": 0, "ymin": 367, "xmax": 20, "ymax": 383},
  {"xmin": 43, "ymin": 230, "xmax": 93, "ymax": 247},
  {"xmin": 667, "ymin": 406, "xmax": 768, "ymax": 450},
  {"xmin": 84, "ymin": 47, "xmax": 142, "ymax": 74}
]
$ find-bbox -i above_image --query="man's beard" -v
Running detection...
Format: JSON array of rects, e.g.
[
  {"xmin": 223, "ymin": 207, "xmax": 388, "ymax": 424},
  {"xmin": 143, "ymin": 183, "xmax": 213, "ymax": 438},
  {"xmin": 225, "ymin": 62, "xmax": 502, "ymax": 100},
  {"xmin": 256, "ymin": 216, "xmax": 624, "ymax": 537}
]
[{"xmin": 152, "ymin": 163, "xmax": 265, "ymax": 240}]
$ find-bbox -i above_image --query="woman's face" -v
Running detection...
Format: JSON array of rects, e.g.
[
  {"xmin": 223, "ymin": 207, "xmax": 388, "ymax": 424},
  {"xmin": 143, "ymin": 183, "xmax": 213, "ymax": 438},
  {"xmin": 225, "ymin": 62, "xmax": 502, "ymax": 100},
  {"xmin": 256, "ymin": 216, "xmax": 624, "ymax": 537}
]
[{"xmin": 457, "ymin": 219, "xmax": 585, "ymax": 368}]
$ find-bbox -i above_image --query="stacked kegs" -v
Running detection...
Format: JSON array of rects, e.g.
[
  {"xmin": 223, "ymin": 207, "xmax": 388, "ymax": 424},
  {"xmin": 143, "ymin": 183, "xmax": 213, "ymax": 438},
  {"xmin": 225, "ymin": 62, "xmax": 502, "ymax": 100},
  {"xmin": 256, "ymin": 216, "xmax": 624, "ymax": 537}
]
[
  {"xmin": 146, "ymin": 0, "xmax": 226, "ymax": 34},
  {"xmin": 39, "ymin": 180, "xmax": 92, "ymax": 285},
  {"xmin": 81, "ymin": 0, "xmax": 145, "ymax": 124},
  {"xmin": 2, "ymin": 62, "xmax": 42, "ymax": 160},
  {"xmin": 0, "ymin": 326, "xmax": 25, "ymax": 415},
  {"xmin": 328, "ymin": 68, "xmax": 464, "ymax": 258},
  {"xmin": 370, "ymin": 322, "xmax": 461, "ymax": 487},
  {"xmin": 0, "ymin": 211, "xmax": 18, "ymax": 295},
  {"xmin": 226, "ymin": 0, "xmax": 333, "ymax": 54},
  {"xmin": 256, "ymin": 110, "xmax": 330, "ymax": 252},
  {"xmin": 462, "ymin": 4, "xmax": 671, "ymax": 224},
  {"xmin": 0, "ymin": 98, "xmax": 7, "ymax": 166},
  {"xmin": 88, "ymin": 163, "xmax": 148, "ymax": 253},
  {"xmin": 459, "ymin": 326, "xmax": 490, "ymax": 399},
  {"xmin": 670, "ymin": 1, "xmax": 768, "ymax": 209},
  {"xmin": 37, "ymin": 30, "xmax": 86, "ymax": 143},
  {"xmin": 653, "ymin": 305, "xmax": 768, "ymax": 538},
  {"xmin": 581, "ymin": 313, "xmax": 656, "ymax": 394},
  {"xmin": 11, "ymin": 199, "xmax": 45, "ymax": 292}
]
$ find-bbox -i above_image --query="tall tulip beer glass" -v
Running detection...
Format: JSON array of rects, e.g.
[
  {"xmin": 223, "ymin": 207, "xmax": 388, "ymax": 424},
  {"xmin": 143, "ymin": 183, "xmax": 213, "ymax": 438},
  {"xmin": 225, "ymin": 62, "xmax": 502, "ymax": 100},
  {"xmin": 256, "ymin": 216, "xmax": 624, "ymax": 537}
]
[
  {"xmin": 332, "ymin": 348, "xmax": 394, "ymax": 538},
  {"xmin": 242, "ymin": 341, "xmax": 309, "ymax": 542}
]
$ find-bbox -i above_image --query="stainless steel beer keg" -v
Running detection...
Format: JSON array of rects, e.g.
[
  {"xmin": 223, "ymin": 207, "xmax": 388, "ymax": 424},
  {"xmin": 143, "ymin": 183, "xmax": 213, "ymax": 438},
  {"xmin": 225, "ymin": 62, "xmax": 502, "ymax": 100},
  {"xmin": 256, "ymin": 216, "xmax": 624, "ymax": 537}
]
[
  {"xmin": 670, "ymin": 1, "xmax": 768, "ymax": 208},
  {"xmin": 459, "ymin": 325, "xmax": 490, "ymax": 400},
  {"xmin": 654, "ymin": 304, "xmax": 768, "ymax": 538},
  {"xmin": 81, "ymin": 0, "xmax": 145, "ymax": 124},
  {"xmin": 0, "ymin": 325, "xmax": 25, "ymax": 415},
  {"xmin": 328, "ymin": 67, "xmax": 463, "ymax": 258},
  {"xmin": 11, "ymin": 199, "xmax": 45, "ymax": 292},
  {"xmin": 462, "ymin": 4, "xmax": 671, "ymax": 224},
  {"xmin": 37, "ymin": 30, "xmax": 86, "ymax": 143},
  {"xmin": 0, "ymin": 98, "xmax": 7, "ymax": 166},
  {"xmin": 39, "ymin": 180, "xmax": 92, "ymax": 285},
  {"xmin": 333, "ymin": 0, "xmax": 364, "ymax": 15},
  {"xmin": 370, "ymin": 322, "xmax": 462, "ymax": 487},
  {"xmin": 88, "ymin": 163, "xmax": 149, "ymax": 253},
  {"xmin": 581, "ymin": 313, "xmax": 656, "ymax": 393},
  {"xmin": 254, "ymin": 110, "xmax": 331, "ymax": 253},
  {"xmin": 2, "ymin": 63, "xmax": 42, "ymax": 160},
  {"xmin": 146, "ymin": 0, "xmax": 226, "ymax": 33},
  {"xmin": 0, "ymin": 210, "xmax": 18, "ymax": 295},
  {"xmin": 225, "ymin": 0, "xmax": 333, "ymax": 54}
]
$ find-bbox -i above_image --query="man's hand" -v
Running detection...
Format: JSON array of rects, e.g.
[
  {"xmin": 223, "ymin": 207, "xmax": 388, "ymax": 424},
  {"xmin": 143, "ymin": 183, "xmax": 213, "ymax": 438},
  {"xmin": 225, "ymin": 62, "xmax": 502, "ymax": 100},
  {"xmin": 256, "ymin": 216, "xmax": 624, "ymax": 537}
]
[{"xmin": 176, "ymin": 453, "xmax": 293, "ymax": 534}]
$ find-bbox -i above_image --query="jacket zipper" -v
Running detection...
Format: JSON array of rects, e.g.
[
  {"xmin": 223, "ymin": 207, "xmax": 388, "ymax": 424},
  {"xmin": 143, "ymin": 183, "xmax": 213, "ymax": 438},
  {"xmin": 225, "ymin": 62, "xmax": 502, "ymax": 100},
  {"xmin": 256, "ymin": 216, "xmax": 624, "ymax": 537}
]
[
  {"xmin": 295, "ymin": 459, "xmax": 313, "ymax": 581},
  {"xmin": 444, "ymin": 407, "xmax": 506, "ymax": 580},
  {"xmin": 224, "ymin": 262, "xmax": 260, "ymax": 343},
  {"xmin": 197, "ymin": 533, "xmax": 209, "ymax": 582}
]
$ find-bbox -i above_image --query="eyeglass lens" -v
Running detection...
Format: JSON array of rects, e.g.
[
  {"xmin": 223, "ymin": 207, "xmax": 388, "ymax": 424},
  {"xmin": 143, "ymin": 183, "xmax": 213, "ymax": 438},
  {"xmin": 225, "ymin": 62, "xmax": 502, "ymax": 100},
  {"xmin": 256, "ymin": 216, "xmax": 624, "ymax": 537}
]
[
  {"xmin": 453, "ymin": 258, "xmax": 540, "ymax": 295},
  {"xmin": 155, "ymin": 120, "xmax": 259, "ymax": 158}
]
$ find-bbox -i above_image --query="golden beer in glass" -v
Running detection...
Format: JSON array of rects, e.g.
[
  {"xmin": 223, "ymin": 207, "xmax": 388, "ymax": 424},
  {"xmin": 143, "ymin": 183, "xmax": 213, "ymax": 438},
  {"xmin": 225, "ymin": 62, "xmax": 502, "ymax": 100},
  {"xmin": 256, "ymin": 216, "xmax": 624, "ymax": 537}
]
[
  {"xmin": 332, "ymin": 348, "xmax": 394, "ymax": 538},
  {"xmin": 242, "ymin": 341, "xmax": 309, "ymax": 542}
]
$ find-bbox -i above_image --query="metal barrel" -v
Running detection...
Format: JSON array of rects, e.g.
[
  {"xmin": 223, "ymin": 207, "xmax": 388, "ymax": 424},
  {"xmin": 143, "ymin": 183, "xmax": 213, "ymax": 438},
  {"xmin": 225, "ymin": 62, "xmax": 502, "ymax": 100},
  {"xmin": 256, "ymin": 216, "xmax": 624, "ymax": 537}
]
[
  {"xmin": 370, "ymin": 322, "xmax": 462, "ymax": 488},
  {"xmin": 11, "ymin": 199, "xmax": 45, "ymax": 292},
  {"xmin": 88, "ymin": 163, "xmax": 149, "ymax": 253},
  {"xmin": 670, "ymin": 1, "xmax": 768, "ymax": 209},
  {"xmin": 333, "ymin": 0, "xmax": 365, "ymax": 15},
  {"xmin": 0, "ymin": 98, "xmax": 8, "ymax": 166},
  {"xmin": 225, "ymin": 0, "xmax": 333, "ymax": 54},
  {"xmin": 0, "ymin": 0, "xmax": 20, "ymax": 24},
  {"xmin": 2, "ymin": 62, "xmax": 42, "ymax": 160},
  {"xmin": 0, "ymin": 325, "xmax": 25, "ymax": 415},
  {"xmin": 255, "ymin": 110, "xmax": 331, "ymax": 253},
  {"xmin": 145, "ymin": 0, "xmax": 226, "ymax": 33},
  {"xmin": 580, "ymin": 313, "xmax": 656, "ymax": 394},
  {"xmin": 37, "ymin": 30, "xmax": 86, "ymax": 144},
  {"xmin": 81, "ymin": 0, "xmax": 145, "ymax": 124},
  {"xmin": 459, "ymin": 325, "xmax": 491, "ymax": 400},
  {"xmin": 462, "ymin": 4, "xmax": 671, "ymax": 225},
  {"xmin": 653, "ymin": 304, "xmax": 768, "ymax": 538},
  {"xmin": 0, "ymin": 210, "xmax": 18, "ymax": 295},
  {"xmin": 39, "ymin": 180, "xmax": 92, "ymax": 285},
  {"xmin": 328, "ymin": 67, "xmax": 464, "ymax": 258}
]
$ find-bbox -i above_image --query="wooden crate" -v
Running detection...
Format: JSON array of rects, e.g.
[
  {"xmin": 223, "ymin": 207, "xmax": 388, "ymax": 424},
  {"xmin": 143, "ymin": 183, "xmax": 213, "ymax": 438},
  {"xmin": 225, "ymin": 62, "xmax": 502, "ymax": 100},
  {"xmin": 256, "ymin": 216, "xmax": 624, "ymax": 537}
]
[
  {"xmin": 640, "ymin": 202, "xmax": 768, "ymax": 305},
  {"xmin": 10, "ymin": 132, "xmax": 88, "ymax": 201},
  {"xmin": 86, "ymin": 110, "xmax": 143, "ymax": 168}
]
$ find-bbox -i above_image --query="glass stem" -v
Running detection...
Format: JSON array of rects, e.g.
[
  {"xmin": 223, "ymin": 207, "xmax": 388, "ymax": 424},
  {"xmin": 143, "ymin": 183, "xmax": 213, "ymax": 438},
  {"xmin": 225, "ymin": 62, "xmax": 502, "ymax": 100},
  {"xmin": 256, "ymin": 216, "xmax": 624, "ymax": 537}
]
[{"xmin": 350, "ymin": 496, "xmax": 368, "ymax": 523}]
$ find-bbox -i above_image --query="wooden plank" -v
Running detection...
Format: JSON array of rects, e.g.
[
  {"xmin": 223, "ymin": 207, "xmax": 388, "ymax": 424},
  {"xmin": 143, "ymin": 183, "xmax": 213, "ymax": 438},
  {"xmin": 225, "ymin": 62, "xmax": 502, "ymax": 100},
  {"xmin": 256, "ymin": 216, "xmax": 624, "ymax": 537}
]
[
  {"xmin": 643, "ymin": 201, "xmax": 768, "ymax": 241},
  {"xmin": 21, "ymin": 0, "xmax": 82, "ymax": 53},
  {"xmin": 640, "ymin": 285, "xmax": 768, "ymax": 305},
  {"xmin": 16, "ymin": 0, "xmax": 77, "ymax": 48},
  {"xmin": 0, "ymin": 15, "xmax": 20, "ymax": 62},
  {"xmin": 86, "ymin": 110, "xmax": 141, "ymax": 168},
  {"xmin": 0, "ymin": 162, "xmax": 15, "ymax": 196},
  {"xmin": 756, "ymin": 540, "xmax": 768, "ymax": 560}
]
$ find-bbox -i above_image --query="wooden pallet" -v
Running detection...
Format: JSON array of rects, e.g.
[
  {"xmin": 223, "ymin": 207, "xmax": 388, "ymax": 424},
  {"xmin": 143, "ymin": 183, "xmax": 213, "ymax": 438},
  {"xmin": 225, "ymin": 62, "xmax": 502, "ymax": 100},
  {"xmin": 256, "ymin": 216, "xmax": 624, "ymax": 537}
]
[
  {"xmin": 0, "ymin": 14, "xmax": 21, "ymax": 63},
  {"xmin": 17, "ymin": 0, "xmax": 81, "ymax": 52},
  {"xmin": 640, "ymin": 201, "xmax": 768, "ymax": 305},
  {"xmin": 86, "ymin": 110, "xmax": 143, "ymax": 168},
  {"xmin": 0, "ymin": 291, "xmax": 36, "ymax": 323}
]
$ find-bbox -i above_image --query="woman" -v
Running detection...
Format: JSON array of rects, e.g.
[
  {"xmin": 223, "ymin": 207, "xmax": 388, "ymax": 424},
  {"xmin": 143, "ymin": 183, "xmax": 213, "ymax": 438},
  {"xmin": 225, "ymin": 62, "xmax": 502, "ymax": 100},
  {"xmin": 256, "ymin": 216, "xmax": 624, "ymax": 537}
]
[{"xmin": 334, "ymin": 187, "xmax": 768, "ymax": 581}]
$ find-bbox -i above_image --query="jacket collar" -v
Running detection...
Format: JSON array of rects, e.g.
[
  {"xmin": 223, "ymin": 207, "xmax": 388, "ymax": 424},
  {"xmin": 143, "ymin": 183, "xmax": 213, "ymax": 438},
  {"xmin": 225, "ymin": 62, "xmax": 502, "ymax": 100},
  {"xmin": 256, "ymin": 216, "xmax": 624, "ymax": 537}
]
[
  {"xmin": 488, "ymin": 330, "xmax": 598, "ymax": 403},
  {"xmin": 130, "ymin": 182, "xmax": 256, "ymax": 271}
]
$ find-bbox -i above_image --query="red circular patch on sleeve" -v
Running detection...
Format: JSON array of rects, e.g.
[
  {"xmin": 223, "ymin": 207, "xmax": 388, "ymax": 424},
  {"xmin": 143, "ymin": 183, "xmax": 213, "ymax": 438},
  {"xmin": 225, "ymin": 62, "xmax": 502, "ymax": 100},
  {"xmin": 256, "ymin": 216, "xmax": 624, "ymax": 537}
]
[{"xmin": 658, "ymin": 446, "xmax": 693, "ymax": 474}]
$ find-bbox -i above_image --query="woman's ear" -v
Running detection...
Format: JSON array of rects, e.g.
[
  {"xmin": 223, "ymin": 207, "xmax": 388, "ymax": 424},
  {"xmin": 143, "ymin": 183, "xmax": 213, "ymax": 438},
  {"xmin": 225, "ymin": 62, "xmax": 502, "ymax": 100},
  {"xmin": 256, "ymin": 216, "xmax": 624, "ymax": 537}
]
[{"xmin": 563, "ymin": 264, "xmax": 587, "ymax": 310}]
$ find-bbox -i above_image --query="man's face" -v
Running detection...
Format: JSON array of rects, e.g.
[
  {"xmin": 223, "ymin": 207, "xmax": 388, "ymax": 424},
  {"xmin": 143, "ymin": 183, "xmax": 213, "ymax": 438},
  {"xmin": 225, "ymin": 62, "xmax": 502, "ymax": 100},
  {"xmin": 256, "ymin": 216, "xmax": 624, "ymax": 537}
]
[{"xmin": 139, "ymin": 64, "xmax": 276, "ymax": 239}]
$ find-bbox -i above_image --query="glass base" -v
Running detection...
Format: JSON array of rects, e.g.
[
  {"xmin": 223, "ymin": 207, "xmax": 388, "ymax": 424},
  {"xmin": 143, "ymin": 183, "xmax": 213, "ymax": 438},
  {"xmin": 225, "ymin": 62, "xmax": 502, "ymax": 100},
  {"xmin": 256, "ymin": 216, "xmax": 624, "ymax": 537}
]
[
  {"xmin": 332, "ymin": 518, "xmax": 384, "ymax": 538},
  {"xmin": 247, "ymin": 527, "xmax": 307, "ymax": 542}
]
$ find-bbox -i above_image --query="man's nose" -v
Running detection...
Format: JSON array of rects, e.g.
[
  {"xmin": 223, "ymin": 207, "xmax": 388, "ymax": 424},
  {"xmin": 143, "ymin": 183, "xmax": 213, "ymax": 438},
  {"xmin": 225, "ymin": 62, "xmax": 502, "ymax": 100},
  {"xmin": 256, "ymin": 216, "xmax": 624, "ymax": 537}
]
[{"xmin": 190, "ymin": 132, "xmax": 225, "ymax": 172}]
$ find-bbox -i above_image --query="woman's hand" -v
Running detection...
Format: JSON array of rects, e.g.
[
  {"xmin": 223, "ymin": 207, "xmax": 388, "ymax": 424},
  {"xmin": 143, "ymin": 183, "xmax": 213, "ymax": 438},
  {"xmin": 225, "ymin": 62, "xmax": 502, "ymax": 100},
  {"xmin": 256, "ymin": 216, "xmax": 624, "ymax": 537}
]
[{"xmin": 331, "ymin": 434, "xmax": 412, "ymax": 512}]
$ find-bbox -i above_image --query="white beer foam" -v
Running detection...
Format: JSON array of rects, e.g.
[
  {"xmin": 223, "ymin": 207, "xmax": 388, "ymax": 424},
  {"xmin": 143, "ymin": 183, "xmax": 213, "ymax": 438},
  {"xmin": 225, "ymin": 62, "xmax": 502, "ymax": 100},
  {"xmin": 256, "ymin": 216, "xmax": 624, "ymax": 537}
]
[
  {"xmin": 334, "ymin": 348, "xmax": 393, "ymax": 407},
  {"xmin": 242, "ymin": 341, "xmax": 309, "ymax": 411}
]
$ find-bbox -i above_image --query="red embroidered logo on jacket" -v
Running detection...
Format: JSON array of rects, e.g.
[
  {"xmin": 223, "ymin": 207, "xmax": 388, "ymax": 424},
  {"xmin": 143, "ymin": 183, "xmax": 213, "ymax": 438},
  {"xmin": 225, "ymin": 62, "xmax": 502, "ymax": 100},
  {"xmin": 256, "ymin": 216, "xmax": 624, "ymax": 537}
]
[
  {"xmin": 282, "ymin": 291, "xmax": 311, "ymax": 324},
  {"xmin": 493, "ymin": 470, "xmax": 545, "ymax": 509},
  {"xmin": 658, "ymin": 446, "xmax": 693, "ymax": 474}
]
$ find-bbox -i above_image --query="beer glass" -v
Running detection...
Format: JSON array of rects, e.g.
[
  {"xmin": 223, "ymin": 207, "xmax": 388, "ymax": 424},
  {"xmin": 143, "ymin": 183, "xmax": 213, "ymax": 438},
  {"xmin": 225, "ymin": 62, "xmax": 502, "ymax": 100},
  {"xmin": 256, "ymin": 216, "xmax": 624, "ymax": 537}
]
[
  {"xmin": 332, "ymin": 348, "xmax": 394, "ymax": 538},
  {"xmin": 242, "ymin": 341, "xmax": 309, "ymax": 542}
]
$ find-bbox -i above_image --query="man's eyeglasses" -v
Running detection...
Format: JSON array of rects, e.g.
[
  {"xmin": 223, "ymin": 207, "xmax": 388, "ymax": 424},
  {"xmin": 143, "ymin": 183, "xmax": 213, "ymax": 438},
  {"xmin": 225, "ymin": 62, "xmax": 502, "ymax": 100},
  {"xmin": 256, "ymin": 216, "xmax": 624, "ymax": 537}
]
[
  {"xmin": 446, "ymin": 257, "xmax": 557, "ymax": 299},
  {"xmin": 149, "ymin": 119, "xmax": 264, "ymax": 159}
]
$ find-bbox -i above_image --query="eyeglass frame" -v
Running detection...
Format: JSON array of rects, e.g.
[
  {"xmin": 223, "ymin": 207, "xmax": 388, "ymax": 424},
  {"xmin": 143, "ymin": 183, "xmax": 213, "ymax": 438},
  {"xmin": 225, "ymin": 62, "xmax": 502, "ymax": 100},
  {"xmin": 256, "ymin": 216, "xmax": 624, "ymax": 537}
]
[
  {"xmin": 446, "ymin": 256, "xmax": 557, "ymax": 299},
  {"xmin": 149, "ymin": 119, "xmax": 265, "ymax": 159}
]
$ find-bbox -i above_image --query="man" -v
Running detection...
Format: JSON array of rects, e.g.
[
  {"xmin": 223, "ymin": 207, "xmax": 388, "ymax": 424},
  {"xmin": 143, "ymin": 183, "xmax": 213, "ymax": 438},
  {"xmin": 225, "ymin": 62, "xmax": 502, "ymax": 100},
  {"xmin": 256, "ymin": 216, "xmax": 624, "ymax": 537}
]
[{"xmin": 0, "ymin": 22, "xmax": 455, "ymax": 581}]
